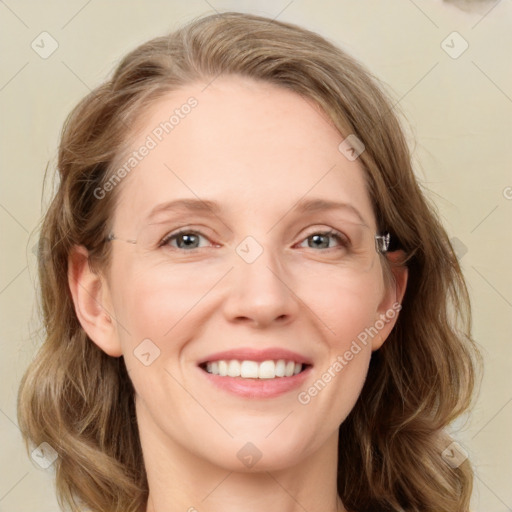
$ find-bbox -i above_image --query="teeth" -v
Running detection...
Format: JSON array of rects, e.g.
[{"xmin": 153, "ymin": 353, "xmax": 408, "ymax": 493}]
[
  {"xmin": 275, "ymin": 359, "xmax": 286, "ymax": 377},
  {"xmin": 240, "ymin": 360, "xmax": 259, "ymax": 378},
  {"xmin": 204, "ymin": 359, "xmax": 305, "ymax": 379},
  {"xmin": 218, "ymin": 360, "xmax": 228, "ymax": 376},
  {"xmin": 258, "ymin": 360, "xmax": 275, "ymax": 379},
  {"xmin": 227, "ymin": 360, "xmax": 241, "ymax": 377}
]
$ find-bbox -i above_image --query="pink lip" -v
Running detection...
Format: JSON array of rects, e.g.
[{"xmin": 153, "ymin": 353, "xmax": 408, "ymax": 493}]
[
  {"xmin": 197, "ymin": 347, "xmax": 313, "ymax": 366},
  {"xmin": 198, "ymin": 365, "xmax": 313, "ymax": 399}
]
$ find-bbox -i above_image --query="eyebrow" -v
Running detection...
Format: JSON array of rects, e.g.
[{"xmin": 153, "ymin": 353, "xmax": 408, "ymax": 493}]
[{"xmin": 145, "ymin": 197, "xmax": 368, "ymax": 226}]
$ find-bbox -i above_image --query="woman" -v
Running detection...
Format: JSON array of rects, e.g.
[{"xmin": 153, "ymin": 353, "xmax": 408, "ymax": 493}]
[{"xmin": 17, "ymin": 12, "xmax": 481, "ymax": 512}]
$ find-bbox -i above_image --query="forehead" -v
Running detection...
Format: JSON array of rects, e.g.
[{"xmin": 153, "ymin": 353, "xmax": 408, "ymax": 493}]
[{"xmin": 111, "ymin": 76, "xmax": 375, "ymax": 231}]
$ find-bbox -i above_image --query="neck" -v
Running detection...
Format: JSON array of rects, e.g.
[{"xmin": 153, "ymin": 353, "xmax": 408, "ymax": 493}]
[{"xmin": 145, "ymin": 473, "xmax": 345, "ymax": 512}]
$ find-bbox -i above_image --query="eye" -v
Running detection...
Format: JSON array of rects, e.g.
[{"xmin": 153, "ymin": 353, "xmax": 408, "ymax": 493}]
[
  {"xmin": 296, "ymin": 229, "xmax": 349, "ymax": 250},
  {"xmin": 158, "ymin": 227, "xmax": 350, "ymax": 252},
  {"xmin": 160, "ymin": 229, "xmax": 213, "ymax": 250}
]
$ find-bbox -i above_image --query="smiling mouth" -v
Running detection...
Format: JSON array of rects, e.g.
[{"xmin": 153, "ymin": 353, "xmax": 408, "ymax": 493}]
[{"xmin": 199, "ymin": 359, "xmax": 312, "ymax": 379}]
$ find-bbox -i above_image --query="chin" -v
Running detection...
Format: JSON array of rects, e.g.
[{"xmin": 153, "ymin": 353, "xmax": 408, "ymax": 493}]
[{"xmin": 201, "ymin": 430, "xmax": 321, "ymax": 473}]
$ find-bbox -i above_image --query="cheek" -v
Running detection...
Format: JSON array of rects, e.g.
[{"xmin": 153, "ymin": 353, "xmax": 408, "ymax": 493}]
[
  {"xmin": 298, "ymin": 273, "xmax": 381, "ymax": 415},
  {"xmin": 112, "ymin": 262, "xmax": 212, "ymax": 340},
  {"xmin": 302, "ymin": 329, "xmax": 372, "ymax": 434},
  {"xmin": 110, "ymin": 262, "xmax": 227, "ymax": 389},
  {"xmin": 311, "ymin": 270, "xmax": 384, "ymax": 344}
]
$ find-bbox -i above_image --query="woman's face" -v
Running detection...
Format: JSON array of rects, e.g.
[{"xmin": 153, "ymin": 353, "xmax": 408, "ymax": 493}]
[{"xmin": 99, "ymin": 76, "xmax": 404, "ymax": 472}]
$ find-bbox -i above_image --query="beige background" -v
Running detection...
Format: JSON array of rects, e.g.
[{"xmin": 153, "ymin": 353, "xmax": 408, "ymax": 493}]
[{"xmin": 1, "ymin": 1, "xmax": 511, "ymax": 510}]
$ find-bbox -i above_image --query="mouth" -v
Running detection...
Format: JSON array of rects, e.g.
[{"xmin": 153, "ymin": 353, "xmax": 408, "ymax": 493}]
[{"xmin": 196, "ymin": 348, "xmax": 313, "ymax": 399}]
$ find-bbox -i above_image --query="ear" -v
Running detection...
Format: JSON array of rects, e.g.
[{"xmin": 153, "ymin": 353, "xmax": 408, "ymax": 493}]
[
  {"xmin": 372, "ymin": 250, "xmax": 408, "ymax": 351},
  {"xmin": 68, "ymin": 245, "xmax": 123, "ymax": 357}
]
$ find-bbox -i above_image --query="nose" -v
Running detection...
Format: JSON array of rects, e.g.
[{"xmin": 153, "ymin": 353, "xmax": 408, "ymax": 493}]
[{"xmin": 222, "ymin": 242, "xmax": 299, "ymax": 329}]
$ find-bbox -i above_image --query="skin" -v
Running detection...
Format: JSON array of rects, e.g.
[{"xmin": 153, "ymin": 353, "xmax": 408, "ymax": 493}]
[{"xmin": 68, "ymin": 76, "xmax": 408, "ymax": 512}]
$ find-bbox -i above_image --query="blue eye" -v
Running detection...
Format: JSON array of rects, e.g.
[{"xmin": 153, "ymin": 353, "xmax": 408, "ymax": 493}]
[
  {"xmin": 160, "ymin": 228, "xmax": 349, "ymax": 252},
  {"xmin": 297, "ymin": 230, "xmax": 349, "ymax": 250},
  {"xmin": 160, "ymin": 230, "xmax": 210, "ymax": 250}
]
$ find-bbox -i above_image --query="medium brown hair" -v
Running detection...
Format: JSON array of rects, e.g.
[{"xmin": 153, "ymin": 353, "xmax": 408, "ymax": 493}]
[{"xmin": 17, "ymin": 12, "xmax": 482, "ymax": 512}]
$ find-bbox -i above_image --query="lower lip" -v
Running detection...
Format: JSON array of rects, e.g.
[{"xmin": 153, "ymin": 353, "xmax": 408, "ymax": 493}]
[{"xmin": 198, "ymin": 365, "xmax": 313, "ymax": 399}]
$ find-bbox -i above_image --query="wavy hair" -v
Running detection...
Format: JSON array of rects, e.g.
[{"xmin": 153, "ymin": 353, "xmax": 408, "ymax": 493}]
[{"xmin": 17, "ymin": 11, "xmax": 482, "ymax": 512}]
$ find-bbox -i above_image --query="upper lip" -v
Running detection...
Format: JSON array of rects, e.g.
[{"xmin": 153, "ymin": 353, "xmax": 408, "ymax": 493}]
[{"xmin": 198, "ymin": 348, "xmax": 313, "ymax": 366}]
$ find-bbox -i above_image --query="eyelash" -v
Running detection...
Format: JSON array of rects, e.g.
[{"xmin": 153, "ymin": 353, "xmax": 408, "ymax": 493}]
[{"xmin": 159, "ymin": 228, "xmax": 350, "ymax": 252}]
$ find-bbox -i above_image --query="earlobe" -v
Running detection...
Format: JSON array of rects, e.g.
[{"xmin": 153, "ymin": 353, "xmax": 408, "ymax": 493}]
[
  {"xmin": 67, "ymin": 245, "xmax": 123, "ymax": 357},
  {"xmin": 372, "ymin": 250, "xmax": 408, "ymax": 351}
]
